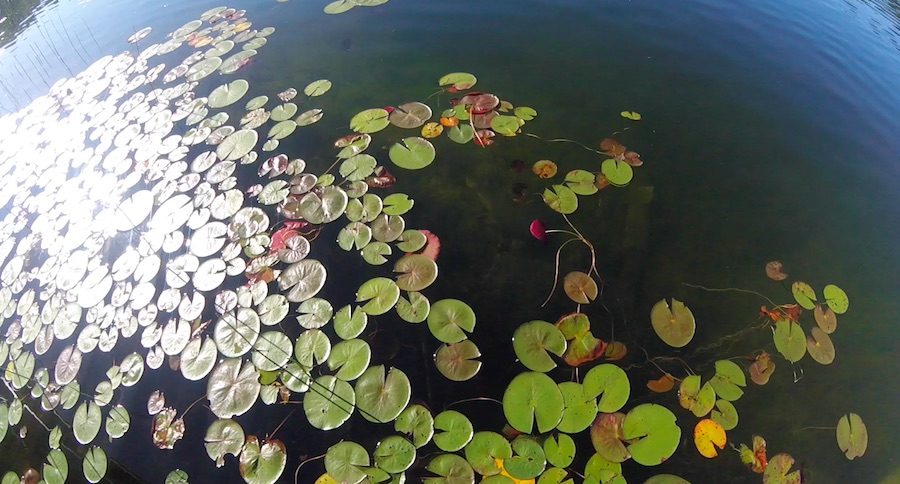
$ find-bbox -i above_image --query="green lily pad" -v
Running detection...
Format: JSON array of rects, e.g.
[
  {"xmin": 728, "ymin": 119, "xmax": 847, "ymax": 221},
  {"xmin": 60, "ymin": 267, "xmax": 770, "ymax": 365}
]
[
  {"xmin": 374, "ymin": 436, "xmax": 416, "ymax": 473},
  {"xmin": 105, "ymin": 405, "xmax": 130, "ymax": 439},
  {"xmin": 622, "ymin": 404, "xmax": 681, "ymax": 466},
  {"xmin": 763, "ymin": 453, "xmax": 802, "ymax": 484},
  {"xmin": 823, "ymin": 284, "xmax": 849, "ymax": 314},
  {"xmin": 396, "ymin": 229, "xmax": 427, "ymax": 252},
  {"xmin": 773, "ymin": 320, "xmax": 806, "ymax": 363},
  {"xmin": 591, "ymin": 412, "xmax": 630, "ymax": 463},
  {"xmin": 383, "ymin": 193, "xmax": 414, "ymax": 215},
  {"xmin": 327, "ymin": 339, "xmax": 371, "ymax": 381},
  {"xmin": 204, "ymin": 418, "xmax": 245, "ymax": 467},
  {"xmin": 297, "ymin": 185, "xmax": 348, "ymax": 224},
  {"xmin": 239, "ymin": 437, "xmax": 286, "ymax": 484},
  {"xmin": 326, "ymin": 441, "xmax": 370, "ymax": 484},
  {"xmin": 537, "ymin": 467, "xmax": 571, "ymax": 484},
  {"xmin": 304, "ymin": 79, "xmax": 332, "ymax": 97},
  {"xmin": 355, "ymin": 365, "xmax": 411, "ymax": 423},
  {"xmin": 601, "ymin": 159, "xmax": 633, "ymax": 187},
  {"xmin": 836, "ymin": 413, "xmax": 867, "ymax": 460},
  {"xmin": 791, "ymin": 282, "xmax": 817, "ymax": 310},
  {"xmin": 334, "ymin": 305, "xmax": 368, "ymax": 340},
  {"xmin": 425, "ymin": 454, "xmax": 475, "ymax": 483},
  {"xmin": 584, "ymin": 453, "xmax": 624, "ymax": 483},
  {"xmin": 217, "ymin": 129, "xmax": 258, "ymax": 161},
  {"xmin": 708, "ymin": 360, "xmax": 746, "ymax": 402},
  {"xmin": 678, "ymin": 376, "xmax": 716, "ymax": 417},
  {"xmin": 434, "ymin": 410, "xmax": 474, "ymax": 452},
  {"xmin": 564, "ymin": 170, "xmax": 599, "ymax": 196},
  {"xmin": 514, "ymin": 106, "xmax": 537, "ymax": 120},
  {"xmin": 389, "ymin": 102, "xmax": 433, "ymax": 129},
  {"xmin": 389, "ymin": 137, "xmax": 436, "ymax": 170},
  {"xmin": 583, "ymin": 364, "xmax": 630, "ymax": 413},
  {"xmin": 503, "ymin": 372, "xmax": 565, "ymax": 434},
  {"xmin": 394, "ymin": 254, "xmax": 438, "ymax": 292},
  {"xmin": 427, "ymin": 299, "xmax": 476, "ymax": 343},
  {"xmin": 396, "ymin": 291, "xmax": 430, "ymax": 323},
  {"xmin": 296, "ymin": 298, "xmax": 334, "ymax": 329},
  {"xmin": 165, "ymin": 470, "xmax": 188, "ymax": 484},
  {"xmin": 396, "ymin": 404, "xmax": 435, "ymax": 448},
  {"xmin": 491, "ymin": 115, "xmax": 520, "ymax": 136},
  {"xmin": 340, "ymin": 154, "xmax": 377, "ymax": 181},
  {"xmin": 372, "ymin": 214, "xmax": 406, "ymax": 242},
  {"xmin": 207, "ymin": 358, "xmax": 261, "ymax": 419},
  {"xmin": 83, "ymin": 446, "xmax": 107, "ymax": 483},
  {"xmin": 464, "ymin": 431, "xmax": 512, "ymax": 476},
  {"xmin": 543, "ymin": 185, "xmax": 578, "ymax": 214},
  {"xmin": 304, "ymin": 375, "xmax": 355, "ymax": 430},
  {"xmin": 439, "ymin": 72, "xmax": 477, "ymax": 90},
  {"xmin": 435, "ymin": 340, "xmax": 482, "ymax": 381},
  {"xmin": 505, "ymin": 437, "xmax": 546, "ymax": 479},
  {"xmin": 267, "ymin": 120, "xmax": 297, "ymax": 140},
  {"xmin": 336, "ymin": 133, "xmax": 372, "ymax": 158},
  {"xmin": 350, "ymin": 108, "xmax": 390, "ymax": 133},
  {"xmin": 556, "ymin": 382, "xmax": 599, "ymax": 433},
  {"xmin": 246, "ymin": 95, "xmax": 268, "ymax": 110},
  {"xmin": 448, "ymin": 124, "xmax": 475, "ymax": 144},
  {"xmin": 296, "ymin": 108, "xmax": 324, "ymax": 126},
  {"xmin": 357, "ymin": 277, "xmax": 400, "ymax": 315},
  {"xmin": 73, "ymin": 401, "xmax": 102, "ymax": 444},
  {"xmin": 345, "ymin": 194, "xmax": 383, "ymax": 223},
  {"xmin": 209, "ymin": 79, "xmax": 249, "ymax": 108},
  {"xmin": 338, "ymin": 222, "xmax": 372, "ymax": 251},
  {"xmin": 252, "ymin": 331, "xmax": 293, "ymax": 371},
  {"xmin": 644, "ymin": 475, "xmax": 690, "ymax": 484},
  {"xmin": 294, "ymin": 329, "xmax": 331, "ymax": 367},
  {"xmin": 711, "ymin": 399, "xmax": 738, "ymax": 431},
  {"xmin": 543, "ymin": 434, "xmax": 576, "ymax": 468},
  {"xmin": 513, "ymin": 320, "xmax": 567, "ymax": 372},
  {"xmin": 650, "ymin": 298, "xmax": 695, "ymax": 348}
]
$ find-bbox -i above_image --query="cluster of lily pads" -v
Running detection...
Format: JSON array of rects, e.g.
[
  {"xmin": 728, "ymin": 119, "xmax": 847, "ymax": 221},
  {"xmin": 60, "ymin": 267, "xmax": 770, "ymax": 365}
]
[{"xmin": 0, "ymin": 6, "xmax": 870, "ymax": 484}]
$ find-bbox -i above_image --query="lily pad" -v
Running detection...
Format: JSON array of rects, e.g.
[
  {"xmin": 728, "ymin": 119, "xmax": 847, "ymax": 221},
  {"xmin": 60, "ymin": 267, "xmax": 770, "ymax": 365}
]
[
  {"xmin": 334, "ymin": 305, "xmax": 368, "ymax": 340},
  {"xmin": 325, "ymin": 441, "xmax": 369, "ymax": 484},
  {"xmin": 583, "ymin": 364, "xmax": 630, "ymax": 413},
  {"xmin": 836, "ymin": 413, "xmax": 867, "ymax": 460},
  {"xmin": 711, "ymin": 399, "xmax": 738, "ymax": 431},
  {"xmin": 207, "ymin": 358, "xmax": 260, "ymax": 419},
  {"xmin": 678, "ymin": 375, "xmax": 716, "ymax": 418},
  {"xmin": 304, "ymin": 376, "xmax": 355, "ymax": 430},
  {"xmin": 505, "ymin": 437, "xmax": 547, "ymax": 479},
  {"xmin": 83, "ymin": 446, "xmax": 107, "ymax": 483},
  {"xmin": 564, "ymin": 170, "xmax": 599, "ymax": 196},
  {"xmin": 390, "ymin": 102, "xmax": 433, "ymax": 128},
  {"xmin": 389, "ymin": 137, "xmax": 436, "ymax": 170},
  {"xmin": 73, "ymin": 401, "xmax": 102, "ymax": 444},
  {"xmin": 427, "ymin": 299, "xmax": 476, "ymax": 343},
  {"xmin": 356, "ymin": 277, "xmax": 400, "ymax": 315},
  {"xmin": 439, "ymin": 72, "xmax": 477, "ymax": 90},
  {"xmin": 491, "ymin": 115, "xmax": 520, "ymax": 136},
  {"xmin": 544, "ymin": 434, "xmax": 576, "ymax": 468},
  {"xmin": 814, "ymin": 305, "xmax": 838, "ymax": 334},
  {"xmin": 763, "ymin": 453, "xmax": 802, "ymax": 484},
  {"xmin": 394, "ymin": 254, "xmax": 438, "ymax": 292},
  {"xmin": 396, "ymin": 291, "xmax": 430, "ymax": 323},
  {"xmin": 556, "ymin": 382, "xmax": 599, "ymax": 434},
  {"xmin": 435, "ymin": 340, "xmax": 482, "ymax": 381},
  {"xmin": 395, "ymin": 404, "xmax": 435, "ymax": 448},
  {"xmin": 217, "ymin": 129, "xmax": 258, "ymax": 161},
  {"xmin": 791, "ymin": 282, "xmax": 817, "ymax": 310},
  {"xmin": 327, "ymin": 339, "xmax": 371, "ymax": 381},
  {"xmin": 340, "ymin": 154, "xmax": 377, "ymax": 181},
  {"xmin": 806, "ymin": 326, "xmax": 835, "ymax": 364},
  {"xmin": 361, "ymin": 241, "xmax": 392, "ymax": 265},
  {"xmin": 709, "ymin": 360, "xmax": 746, "ymax": 402},
  {"xmin": 208, "ymin": 79, "xmax": 249, "ymax": 108},
  {"xmin": 542, "ymin": 185, "xmax": 578, "ymax": 214},
  {"xmin": 383, "ymin": 193, "xmax": 414, "ymax": 215},
  {"xmin": 448, "ymin": 124, "xmax": 475, "ymax": 144},
  {"xmin": 622, "ymin": 404, "xmax": 681, "ymax": 466},
  {"xmin": 464, "ymin": 431, "xmax": 512, "ymax": 476},
  {"xmin": 296, "ymin": 108, "xmax": 324, "ymax": 126},
  {"xmin": 503, "ymin": 372, "xmax": 565, "ymax": 434},
  {"xmin": 600, "ymin": 159, "xmax": 633, "ymax": 187},
  {"xmin": 426, "ymin": 454, "xmax": 475, "ymax": 483},
  {"xmin": 773, "ymin": 320, "xmax": 806, "ymax": 363},
  {"xmin": 563, "ymin": 271, "xmax": 598, "ymax": 304},
  {"xmin": 650, "ymin": 298, "xmax": 695, "ymax": 348},
  {"xmin": 350, "ymin": 108, "xmax": 390, "ymax": 133},
  {"xmin": 591, "ymin": 412, "xmax": 630, "ymax": 463},
  {"xmin": 512, "ymin": 320, "xmax": 567, "ymax": 372},
  {"xmin": 355, "ymin": 365, "xmax": 411, "ymax": 423},
  {"xmin": 204, "ymin": 419, "xmax": 245, "ymax": 467},
  {"xmin": 304, "ymin": 79, "xmax": 332, "ymax": 97},
  {"xmin": 239, "ymin": 437, "xmax": 286, "ymax": 484},
  {"xmin": 823, "ymin": 284, "xmax": 849, "ymax": 314},
  {"xmin": 434, "ymin": 410, "xmax": 474, "ymax": 452},
  {"xmin": 694, "ymin": 419, "xmax": 726, "ymax": 458},
  {"xmin": 374, "ymin": 435, "xmax": 416, "ymax": 473}
]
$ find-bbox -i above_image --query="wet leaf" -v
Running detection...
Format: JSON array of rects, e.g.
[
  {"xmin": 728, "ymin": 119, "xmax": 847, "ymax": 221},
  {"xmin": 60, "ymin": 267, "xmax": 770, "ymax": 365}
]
[
  {"xmin": 435, "ymin": 340, "xmax": 482, "ymax": 381},
  {"xmin": 622, "ymin": 404, "xmax": 680, "ymax": 466},
  {"xmin": 512, "ymin": 320, "xmax": 567, "ymax": 372},
  {"xmin": 836, "ymin": 413, "xmax": 867, "ymax": 460},
  {"xmin": 355, "ymin": 365, "xmax": 411, "ymax": 423},
  {"xmin": 765, "ymin": 261, "xmax": 788, "ymax": 281},
  {"xmin": 650, "ymin": 298, "xmax": 695, "ymax": 348},
  {"xmin": 503, "ymin": 372, "xmax": 565, "ymax": 434},
  {"xmin": 694, "ymin": 419, "xmax": 726, "ymax": 458},
  {"xmin": 563, "ymin": 271, "xmax": 598, "ymax": 304},
  {"xmin": 823, "ymin": 284, "xmax": 849, "ymax": 314},
  {"xmin": 791, "ymin": 282, "xmax": 817, "ymax": 310}
]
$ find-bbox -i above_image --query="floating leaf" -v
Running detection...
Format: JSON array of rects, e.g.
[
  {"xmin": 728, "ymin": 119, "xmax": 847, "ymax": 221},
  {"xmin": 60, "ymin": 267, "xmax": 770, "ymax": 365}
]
[
  {"xmin": 491, "ymin": 115, "xmax": 520, "ymax": 136},
  {"xmin": 217, "ymin": 129, "xmax": 258, "ymax": 161},
  {"xmin": 503, "ymin": 372, "xmax": 565, "ymax": 434},
  {"xmin": 427, "ymin": 454, "xmax": 475, "ymax": 483},
  {"xmin": 73, "ymin": 401, "xmax": 102, "ymax": 444},
  {"xmin": 296, "ymin": 108, "xmax": 324, "ymax": 126},
  {"xmin": 532, "ymin": 160, "xmax": 557, "ymax": 179},
  {"xmin": 763, "ymin": 453, "xmax": 802, "ymax": 484},
  {"xmin": 600, "ymin": 159, "xmax": 633, "ymax": 187},
  {"xmin": 434, "ymin": 410, "xmax": 474, "ymax": 452},
  {"xmin": 765, "ymin": 261, "xmax": 788, "ymax": 281},
  {"xmin": 694, "ymin": 419, "xmax": 726, "ymax": 458},
  {"xmin": 356, "ymin": 277, "xmax": 400, "ymax": 315},
  {"xmin": 749, "ymin": 352, "xmax": 776, "ymax": 385},
  {"xmin": 564, "ymin": 170, "xmax": 598, "ymax": 196},
  {"xmin": 304, "ymin": 376, "xmax": 355, "ymax": 430},
  {"xmin": 396, "ymin": 291, "xmax": 430, "ymax": 323},
  {"xmin": 823, "ymin": 284, "xmax": 849, "ymax": 314},
  {"xmin": 791, "ymin": 282, "xmax": 817, "ymax": 310},
  {"xmin": 620, "ymin": 111, "xmax": 641, "ymax": 120},
  {"xmin": 327, "ymin": 339, "xmax": 371, "ymax": 381},
  {"xmin": 773, "ymin": 320, "xmax": 806, "ymax": 363},
  {"xmin": 563, "ymin": 271, "xmax": 598, "ymax": 304},
  {"xmin": 622, "ymin": 404, "xmax": 681, "ymax": 466},
  {"xmin": 207, "ymin": 358, "xmax": 261, "ymax": 419},
  {"xmin": 239, "ymin": 437, "xmax": 286, "ymax": 484},
  {"xmin": 427, "ymin": 299, "xmax": 476, "ymax": 343},
  {"xmin": 448, "ymin": 124, "xmax": 475, "ymax": 144},
  {"xmin": 504, "ymin": 436, "xmax": 546, "ymax": 479},
  {"xmin": 514, "ymin": 106, "xmax": 537, "ymax": 120},
  {"xmin": 304, "ymin": 79, "xmax": 332, "ymax": 97},
  {"xmin": 806, "ymin": 326, "xmax": 835, "ymax": 364},
  {"xmin": 383, "ymin": 193, "xmax": 414, "ymax": 215},
  {"xmin": 394, "ymin": 254, "xmax": 438, "ymax": 292},
  {"xmin": 325, "ymin": 441, "xmax": 369, "ymax": 484},
  {"xmin": 389, "ymin": 137, "xmax": 436, "ymax": 170},
  {"xmin": 205, "ymin": 419, "xmax": 245, "ymax": 467},
  {"xmin": 374, "ymin": 435, "xmax": 416, "ymax": 473},
  {"xmin": 650, "ymin": 298, "xmax": 695, "ymax": 348},
  {"xmin": 544, "ymin": 434, "xmax": 576, "ymax": 468},
  {"xmin": 556, "ymin": 382, "xmax": 599, "ymax": 434},
  {"xmin": 512, "ymin": 320, "xmax": 567, "ymax": 372},
  {"xmin": 590, "ymin": 413, "xmax": 629, "ymax": 463},
  {"xmin": 464, "ymin": 431, "xmax": 511, "ymax": 476},
  {"xmin": 209, "ymin": 79, "xmax": 249, "ymax": 108},
  {"xmin": 439, "ymin": 72, "xmax": 477, "ymax": 90},
  {"xmin": 583, "ymin": 364, "xmax": 630, "ymax": 413},
  {"xmin": 395, "ymin": 404, "xmax": 435, "ymax": 448},
  {"xmin": 709, "ymin": 360, "xmax": 746, "ymax": 402},
  {"xmin": 542, "ymin": 185, "xmax": 577, "ymax": 214},
  {"xmin": 350, "ymin": 108, "xmax": 390, "ymax": 133},
  {"xmin": 355, "ymin": 365, "xmax": 411, "ymax": 423},
  {"xmin": 836, "ymin": 413, "xmax": 867, "ymax": 460},
  {"xmin": 390, "ymin": 102, "xmax": 432, "ymax": 128},
  {"xmin": 647, "ymin": 373, "xmax": 675, "ymax": 393},
  {"xmin": 83, "ymin": 446, "xmax": 107, "ymax": 483},
  {"xmin": 711, "ymin": 399, "xmax": 738, "ymax": 431},
  {"xmin": 678, "ymin": 376, "xmax": 716, "ymax": 417},
  {"xmin": 422, "ymin": 122, "xmax": 443, "ymax": 138},
  {"xmin": 435, "ymin": 340, "xmax": 482, "ymax": 381},
  {"xmin": 814, "ymin": 305, "xmax": 837, "ymax": 334}
]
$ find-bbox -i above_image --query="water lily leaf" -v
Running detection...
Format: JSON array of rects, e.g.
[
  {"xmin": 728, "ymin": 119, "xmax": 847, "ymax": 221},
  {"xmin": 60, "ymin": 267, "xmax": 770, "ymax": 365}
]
[
  {"xmin": 584, "ymin": 453, "xmax": 624, "ymax": 483},
  {"xmin": 564, "ymin": 170, "xmax": 598, "ymax": 196},
  {"xmin": 246, "ymin": 95, "xmax": 268, "ymax": 110},
  {"xmin": 791, "ymin": 282, "xmax": 817, "ymax": 310},
  {"xmin": 390, "ymin": 102, "xmax": 433, "ymax": 128},
  {"xmin": 355, "ymin": 365, "xmax": 411, "ymax": 423},
  {"xmin": 464, "ymin": 431, "xmax": 512, "ymax": 476},
  {"xmin": 297, "ymin": 108, "xmax": 324, "ymax": 126},
  {"xmin": 73, "ymin": 401, "xmax": 102, "ymax": 444},
  {"xmin": 765, "ymin": 261, "xmax": 789, "ymax": 281},
  {"xmin": 427, "ymin": 299, "xmax": 476, "ymax": 343},
  {"xmin": 622, "ymin": 404, "xmax": 681, "ymax": 466},
  {"xmin": 389, "ymin": 137, "xmax": 436, "ymax": 170},
  {"xmin": 338, "ymin": 222, "xmax": 372, "ymax": 251},
  {"xmin": 205, "ymin": 418, "xmax": 245, "ymax": 467},
  {"xmin": 340, "ymin": 154, "xmax": 377, "ymax": 181},
  {"xmin": 505, "ymin": 437, "xmax": 546, "ymax": 480},
  {"xmin": 533, "ymin": 160, "xmax": 558, "ymax": 178},
  {"xmin": 556, "ymin": 382, "xmax": 598, "ymax": 434},
  {"xmin": 590, "ymin": 412, "xmax": 630, "ymax": 463},
  {"xmin": 220, "ymin": 50, "xmax": 257, "ymax": 75},
  {"xmin": 503, "ymin": 372, "xmax": 565, "ymax": 434},
  {"xmin": 396, "ymin": 291, "xmax": 430, "ymax": 323},
  {"xmin": 105, "ymin": 405, "xmax": 130, "ymax": 440},
  {"xmin": 165, "ymin": 470, "xmax": 189, "ymax": 484},
  {"xmin": 305, "ymin": 375, "xmax": 355, "ymax": 430},
  {"xmin": 678, "ymin": 375, "xmax": 716, "ymax": 417},
  {"xmin": 239, "ymin": 436, "xmax": 286, "ymax": 484},
  {"xmin": 187, "ymin": 57, "xmax": 223, "ymax": 81},
  {"xmin": 544, "ymin": 434, "xmax": 576, "ymax": 468},
  {"xmin": 296, "ymin": 298, "xmax": 334, "ymax": 330},
  {"xmin": 749, "ymin": 352, "xmax": 776, "ymax": 385},
  {"xmin": 433, "ymin": 410, "xmax": 474, "ymax": 452},
  {"xmin": 513, "ymin": 320, "xmax": 567, "ymax": 372},
  {"xmin": 836, "ymin": 413, "xmax": 867, "ymax": 460},
  {"xmin": 252, "ymin": 331, "xmax": 293, "ymax": 372},
  {"xmin": 55, "ymin": 345, "xmax": 82, "ymax": 385},
  {"xmin": 620, "ymin": 111, "xmax": 641, "ymax": 120},
  {"xmin": 357, "ymin": 277, "xmax": 400, "ymax": 315},
  {"xmin": 600, "ymin": 159, "xmax": 633, "ymax": 187},
  {"xmin": 294, "ymin": 329, "xmax": 331, "ymax": 369},
  {"xmin": 83, "ymin": 446, "xmax": 107, "ymax": 483},
  {"xmin": 374, "ymin": 435, "xmax": 416, "ymax": 473},
  {"xmin": 823, "ymin": 284, "xmax": 849, "ymax": 314},
  {"xmin": 394, "ymin": 254, "xmax": 438, "ymax": 292},
  {"xmin": 396, "ymin": 404, "xmax": 434, "ymax": 448},
  {"xmin": 542, "ymin": 185, "xmax": 577, "ymax": 214},
  {"xmin": 267, "ymin": 120, "xmax": 297, "ymax": 140},
  {"xmin": 351, "ymin": 108, "xmax": 390, "ymax": 133},
  {"xmin": 806, "ymin": 326, "xmax": 835, "ymax": 364},
  {"xmin": 372, "ymin": 214, "xmax": 405, "ymax": 242},
  {"xmin": 448, "ymin": 124, "xmax": 475, "ymax": 144},
  {"xmin": 435, "ymin": 340, "xmax": 482, "ymax": 381},
  {"xmin": 258, "ymin": 180, "xmax": 290, "ymax": 205},
  {"xmin": 209, "ymin": 79, "xmax": 249, "ymax": 108},
  {"xmin": 814, "ymin": 305, "xmax": 837, "ymax": 334},
  {"xmin": 42, "ymin": 448, "xmax": 67, "ymax": 484},
  {"xmin": 650, "ymin": 298, "xmax": 695, "ymax": 348},
  {"xmin": 563, "ymin": 271, "xmax": 598, "ymax": 304},
  {"xmin": 694, "ymin": 419, "xmax": 726, "ymax": 458},
  {"xmin": 491, "ymin": 115, "xmax": 520, "ymax": 136},
  {"xmin": 305, "ymin": 79, "xmax": 332, "ymax": 97},
  {"xmin": 396, "ymin": 229, "xmax": 427, "ymax": 253},
  {"xmin": 327, "ymin": 338, "xmax": 372, "ymax": 382},
  {"xmin": 711, "ymin": 399, "xmax": 738, "ymax": 431},
  {"xmin": 324, "ymin": 0, "xmax": 356, "ymax": 14},
  {"xmin": 383, "ymin": 193, "xmax": 414, "ymax": 215},
  {"xmin": 217, "ymin": 129, "xmax": 258, "ymax": 161},
  {"xmin": 563, "ymin": 331, "xmax": 607, "ymax": 367},
  {"xmin": 709, "ymin": 360, "xmax": 746, "ymax": 401},
  {"xmin": 271, "ymin": 103, "xmax": 298, "ymax": 122},
  {"xmin": 583, "ymin": 364, "xmax": 630, "ymax": 413},
  {"xmin": 514, "ymin": 106, "xmax": 537, "ymax": 120},
  {"xmin": 426, "ymin": 454, "xmax": 475, "ymax": 483},
  {"xmin": 422, "ymin": 122, "xmax": 443, "ymax": 138},
  {"xmin": 214, "ymin": 308, "xmax": 261, "ymax": 358},
  {"xmin": 207, "ymin": 358, "xmax": 261, "ymax": 419},
  {"xmin": 298, "ymin": 186, "xmax": 348, "ymax": 224},
  {"xmin": 439, "ymin": 72, "xmax": 478, "ymax": 90},
  {"xmin": 279, "ymin": 259, "xmax": 327, "ymax": 303},
  {"xmin": 763, "ymin": 453, "xmax": 802, "ymax": 483},
  {"xmin": 773, "ymin": 320, "xmax": 806, "ymax": 363}
]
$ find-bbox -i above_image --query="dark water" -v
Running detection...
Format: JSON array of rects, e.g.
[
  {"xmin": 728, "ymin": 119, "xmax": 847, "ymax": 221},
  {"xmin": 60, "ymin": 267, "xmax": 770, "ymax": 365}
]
[{"xmin": 0, "ymin": 0, "xmax": 898, "ymax": 482}]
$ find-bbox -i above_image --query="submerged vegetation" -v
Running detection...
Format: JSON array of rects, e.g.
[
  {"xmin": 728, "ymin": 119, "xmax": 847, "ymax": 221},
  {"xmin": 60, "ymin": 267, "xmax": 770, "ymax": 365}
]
[{"xmin": 0, "ymin": 5, "xmax": 868, "ymax": 484}]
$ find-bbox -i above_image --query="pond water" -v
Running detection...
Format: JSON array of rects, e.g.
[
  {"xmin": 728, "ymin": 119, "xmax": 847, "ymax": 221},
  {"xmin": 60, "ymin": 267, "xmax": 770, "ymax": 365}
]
[{"xmin": 0, "ymin": 0, "xmax": 897, "ymax": 483}]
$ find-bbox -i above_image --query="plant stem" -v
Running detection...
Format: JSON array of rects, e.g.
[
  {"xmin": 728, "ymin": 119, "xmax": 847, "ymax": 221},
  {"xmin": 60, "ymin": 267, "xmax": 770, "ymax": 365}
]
[
  {"xmin": 294, "ymin": 453, "xmax": 326, "ymax": 484},
  {"xmin": 542, "ymin": 237, "xmax": 580, "ymax": 307},
  {"xmin": 522, "ymin": 132, "xmax": 606, "ymax": 156},
  {"xmin": 792, "ymin": 426, "xmax": 836, "ymax": 432},
  {"xmin": 267, "ymin": 408, "xmax": 297, "ymax": 440},
  {"xmin": 446, "ymin": 397, "xmax": 502, "ymax": 408},
  {"xmin": 178, "ymin": 394, "xmax": 208, "ymax": 420}
]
